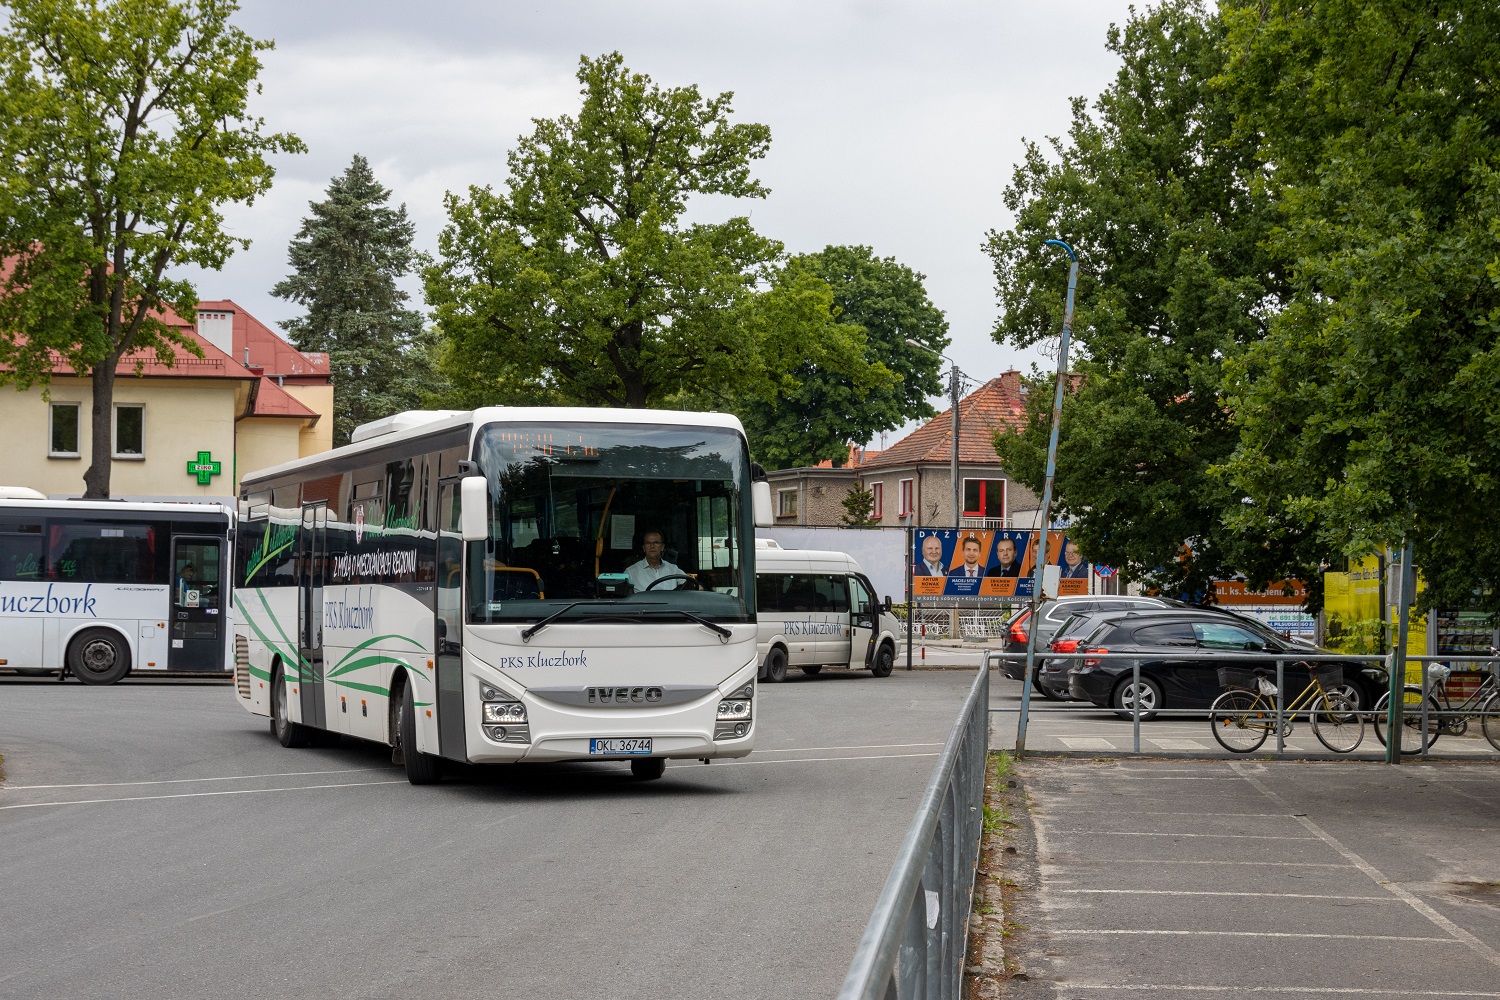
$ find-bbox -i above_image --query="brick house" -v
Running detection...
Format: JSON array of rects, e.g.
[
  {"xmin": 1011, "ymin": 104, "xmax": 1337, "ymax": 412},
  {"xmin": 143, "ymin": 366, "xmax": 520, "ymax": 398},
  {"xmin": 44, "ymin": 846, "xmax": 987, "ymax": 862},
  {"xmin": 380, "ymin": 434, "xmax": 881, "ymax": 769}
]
[{"xmin": 764, "ymin": 371, "xmax": 1040, "ymax": 528}]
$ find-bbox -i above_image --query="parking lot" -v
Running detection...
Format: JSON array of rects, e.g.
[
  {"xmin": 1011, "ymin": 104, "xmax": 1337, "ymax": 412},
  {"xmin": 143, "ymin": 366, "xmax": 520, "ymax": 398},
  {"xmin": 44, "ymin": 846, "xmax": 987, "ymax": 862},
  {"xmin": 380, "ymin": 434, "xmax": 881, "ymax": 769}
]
[{"xmin": 993, "ymin": 757, "xmax": 1500, "ymax": 998}]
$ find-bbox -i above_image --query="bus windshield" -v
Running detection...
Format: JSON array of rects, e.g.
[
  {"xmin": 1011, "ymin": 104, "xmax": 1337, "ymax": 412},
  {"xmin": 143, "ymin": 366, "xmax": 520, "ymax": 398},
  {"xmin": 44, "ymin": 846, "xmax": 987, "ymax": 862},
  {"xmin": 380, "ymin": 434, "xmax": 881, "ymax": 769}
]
[{"xmin": 467, "ymin": 422, "xmax": 754, "ymax": 624}]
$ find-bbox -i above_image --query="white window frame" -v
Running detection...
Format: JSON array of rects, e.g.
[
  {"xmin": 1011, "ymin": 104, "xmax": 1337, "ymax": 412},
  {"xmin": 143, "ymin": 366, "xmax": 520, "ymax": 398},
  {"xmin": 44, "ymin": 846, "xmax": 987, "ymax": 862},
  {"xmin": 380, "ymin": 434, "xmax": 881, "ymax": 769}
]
[
  {"xmin": 113, "ymin": 403, "xmax": 145, "ymax": 460},
  {"xmin": 868, "ymin": 481, "xmax": 883, "ymax": 520},
  {"xmin": 776, "ymin": 487, "xmax": 799, "ymax": 518},
  {"xmin": 48, "ymin": 401, "xmax": 81, "ymax": 458},
  {"xmin": 898, "ymin": 478, "xmax": 914, "ymax": 518},
  {"xmin": 962, "ymin": 477, "xmax": 1007, "ymax": 519}
]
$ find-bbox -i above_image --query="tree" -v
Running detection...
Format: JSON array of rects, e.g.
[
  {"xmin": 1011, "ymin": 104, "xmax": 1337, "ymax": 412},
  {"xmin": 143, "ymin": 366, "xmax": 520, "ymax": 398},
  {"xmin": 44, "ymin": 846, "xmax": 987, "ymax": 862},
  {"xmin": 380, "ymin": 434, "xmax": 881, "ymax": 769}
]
[
  {"xmin": 1217, "ymin": 0, "xmax": 1500, "ymax": 615},
  {"xmin": 735, "ymin": 245, "xmax": 948, "ymax": 469},
  {"xmin": 981, "ymin": 1, "xmax": 1304, "ymax": 602},
  {"xmin": 426, "ymin": 53, "xmax": 784, "ymax": 409},
  {"xmin": 273, "ymin": 155, "xmax": 436, "ymax": 446},
  {"xmin": 0, "ymin": 0, "xmax": 301, "ymax": 497},
  {"xmin": 840, "ymin": 482, "xmax": 877, "ymax": 527}
]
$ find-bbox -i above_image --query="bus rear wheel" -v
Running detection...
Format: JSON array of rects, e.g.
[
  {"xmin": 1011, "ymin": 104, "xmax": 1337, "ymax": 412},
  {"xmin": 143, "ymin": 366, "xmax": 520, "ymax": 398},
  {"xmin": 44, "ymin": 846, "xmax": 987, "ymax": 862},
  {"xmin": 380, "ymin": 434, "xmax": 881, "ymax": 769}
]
[
  {"xmin": 68, "ymin": 628, "xmax": 131, "ymax": 685},
  {"xmin": 801, "ymin": 664, "xmax": 822, "ymax": 676},
  {"xmin": 271, "ymin": 665, "xmax": 313, "ymax": 748},
  {"xmin": 764, "ymin": 647, "xmax": 788, "ymax": 683}
]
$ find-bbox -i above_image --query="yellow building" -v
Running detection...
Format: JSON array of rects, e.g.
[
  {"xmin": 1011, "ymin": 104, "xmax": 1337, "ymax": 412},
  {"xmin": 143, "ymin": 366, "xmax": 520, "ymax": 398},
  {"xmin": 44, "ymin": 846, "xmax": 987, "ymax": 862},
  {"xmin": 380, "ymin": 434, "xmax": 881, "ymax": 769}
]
[{"xmin": 0, "ymin": 299, "xmax": 333, "ymax": 501}]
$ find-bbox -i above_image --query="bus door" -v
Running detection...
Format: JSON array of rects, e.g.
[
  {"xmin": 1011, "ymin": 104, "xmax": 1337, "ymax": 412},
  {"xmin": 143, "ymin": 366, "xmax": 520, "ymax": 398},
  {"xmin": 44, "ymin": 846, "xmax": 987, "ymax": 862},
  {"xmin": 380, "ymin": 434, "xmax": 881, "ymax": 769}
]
[
  {"xmin": 849, "ymin": 575, "xmax": 878, "ymax": 668},
  {"xmin": 298, "ymin": 503, "xmax": 328, "ymax": 730},
  {"xmin": 168, "ymin": 536, "xmax": 225, "ymax": 671},
  {"xmin": 435, "ymin": 480, "xmax": 467, "ymax": 761}
]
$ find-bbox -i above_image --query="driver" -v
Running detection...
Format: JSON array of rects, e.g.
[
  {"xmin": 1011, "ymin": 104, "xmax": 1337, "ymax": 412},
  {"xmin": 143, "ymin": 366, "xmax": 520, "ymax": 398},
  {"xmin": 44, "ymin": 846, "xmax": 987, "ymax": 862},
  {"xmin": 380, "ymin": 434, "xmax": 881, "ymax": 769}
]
[{"xmin": 625, "ymin": 529, "xmax": 681, "ymax": 592}]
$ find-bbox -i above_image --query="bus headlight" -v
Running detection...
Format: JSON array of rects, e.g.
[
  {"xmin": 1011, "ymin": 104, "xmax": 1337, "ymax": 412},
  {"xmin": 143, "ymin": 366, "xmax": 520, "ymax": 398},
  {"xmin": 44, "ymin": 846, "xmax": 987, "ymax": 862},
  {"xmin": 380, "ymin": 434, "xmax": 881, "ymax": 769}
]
[
  {"xmin": 483, "ymin": 701, "xmax": 527, "ymax": 723},
  {"xmin": 717, "ymin": 699, "xmax": 751, "ymax": 721}
]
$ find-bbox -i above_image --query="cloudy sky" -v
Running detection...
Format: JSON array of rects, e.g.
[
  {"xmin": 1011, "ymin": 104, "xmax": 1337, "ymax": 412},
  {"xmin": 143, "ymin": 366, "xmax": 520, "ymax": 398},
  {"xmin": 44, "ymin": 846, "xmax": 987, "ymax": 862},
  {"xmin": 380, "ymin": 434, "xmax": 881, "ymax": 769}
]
[{"xmin": 189, "ymin": 0, "xmax": 1136, "ymax": 444}]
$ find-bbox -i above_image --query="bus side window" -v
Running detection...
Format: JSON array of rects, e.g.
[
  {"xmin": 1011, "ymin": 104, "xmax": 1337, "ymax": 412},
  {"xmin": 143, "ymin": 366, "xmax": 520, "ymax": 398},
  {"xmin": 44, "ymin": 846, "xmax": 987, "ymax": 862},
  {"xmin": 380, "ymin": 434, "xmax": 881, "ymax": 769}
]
[{"xmin": 755, "ymin": 574, "xmax": 780, "ymax": 612}]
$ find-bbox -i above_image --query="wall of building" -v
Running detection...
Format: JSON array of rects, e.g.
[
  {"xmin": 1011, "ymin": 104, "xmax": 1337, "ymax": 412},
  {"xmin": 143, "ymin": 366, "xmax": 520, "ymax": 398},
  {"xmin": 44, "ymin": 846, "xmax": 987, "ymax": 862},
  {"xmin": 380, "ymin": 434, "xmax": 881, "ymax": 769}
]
[
  {"xmin": 0, "ymin": 378, "xmax": 239, "ymax": 499},
  {"xmin": 284, "ymin": 382, "xmax": 334, "ymax": 455},
  {"xmin": 235, "ymin": 418, "xmax": 303, "ymax": 492}
]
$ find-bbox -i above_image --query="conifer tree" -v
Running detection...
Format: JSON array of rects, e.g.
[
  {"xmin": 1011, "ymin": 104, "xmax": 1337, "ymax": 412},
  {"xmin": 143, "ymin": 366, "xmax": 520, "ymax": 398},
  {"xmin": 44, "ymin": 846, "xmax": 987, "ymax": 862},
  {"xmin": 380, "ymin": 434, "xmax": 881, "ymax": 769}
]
[{"xmin": 273, "ymin": 155, "xmax": 434, "ymax": 446}]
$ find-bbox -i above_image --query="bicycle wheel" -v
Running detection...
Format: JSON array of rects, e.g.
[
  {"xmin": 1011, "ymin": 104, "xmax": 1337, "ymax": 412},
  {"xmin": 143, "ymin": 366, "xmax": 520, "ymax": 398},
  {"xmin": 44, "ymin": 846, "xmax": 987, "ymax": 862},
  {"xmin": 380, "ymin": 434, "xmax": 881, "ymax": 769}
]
[
  {"xmin": 1372, "ymin": 689, "xmax": 1441, "ymax": 754},
  {"xmin": 1209, "ymin": 690, "xmax": 1270, "ymax": 753},
  {"xmin": 1480, "ymin": 693, "xmax": 1500, "ymax": 753},
  {"xmin": 1310, "ymin": 692, "xmax": 1364, "ymax": 753}
]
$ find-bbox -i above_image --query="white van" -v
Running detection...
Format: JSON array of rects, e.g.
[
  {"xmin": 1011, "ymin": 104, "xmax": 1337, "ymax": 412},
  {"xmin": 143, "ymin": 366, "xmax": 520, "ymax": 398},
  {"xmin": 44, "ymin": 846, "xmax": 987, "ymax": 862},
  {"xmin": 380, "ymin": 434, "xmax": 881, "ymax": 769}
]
[{"xmin": 754, "ymin": 540, "xmax": 902, "ymax": 682}]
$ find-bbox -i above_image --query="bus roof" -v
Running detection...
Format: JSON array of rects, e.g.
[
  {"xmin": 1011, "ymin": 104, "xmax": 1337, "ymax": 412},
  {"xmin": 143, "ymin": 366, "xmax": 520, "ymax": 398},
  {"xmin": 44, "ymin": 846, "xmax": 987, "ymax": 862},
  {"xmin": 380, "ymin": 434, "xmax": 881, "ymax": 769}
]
[
  {"xmin": 0, "ymin": 498, "xmax": 233, "ymax": 519},
  {"xmin": 240, "ymin": 407, "xmax": 751, "ymax": 487}
]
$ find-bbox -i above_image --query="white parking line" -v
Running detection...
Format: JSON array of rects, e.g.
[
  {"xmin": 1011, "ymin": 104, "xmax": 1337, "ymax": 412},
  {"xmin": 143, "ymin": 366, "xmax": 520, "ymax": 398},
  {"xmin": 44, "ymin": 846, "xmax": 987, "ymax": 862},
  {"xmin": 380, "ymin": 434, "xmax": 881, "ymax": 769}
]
[
  {"xmin": 1231, "ymin": 762, "xmax": 1500, "ymax": 972},
  {"xmin": 1060, "ymin": 889, "xmax": 1395, "ymax": 901},
  {"xmin": 1040, "ymin": 811, "xmax": 1286, "ymax": 818},
  {"xmin": 0, "ymin": 779, "xmax": 406, "ymax": 810},
  {"xmin": 1052, "ymin": 930, "xmax": 1460, "ymax": 942},
  {"xmin": 1060, "ymin": 986, "xmax": 1500, "ymax": 996},
  {"xmin": 1048, "ymin": 831, "xmax": 1321, "ymax": 840},
  {"xmin": 714, "ymin": 752, "xmax": 940, "ymax": 766},
  {"xmin": 1096, "ymin": 859, "xmax": 1354, "ymax": 867},
  {"xmin": 749, "ymin": 743, "xmax": 943, "ymax": 753},
  {"xmin": 3, "ymin": 767, "xmax": 392, "ymax": 790}
]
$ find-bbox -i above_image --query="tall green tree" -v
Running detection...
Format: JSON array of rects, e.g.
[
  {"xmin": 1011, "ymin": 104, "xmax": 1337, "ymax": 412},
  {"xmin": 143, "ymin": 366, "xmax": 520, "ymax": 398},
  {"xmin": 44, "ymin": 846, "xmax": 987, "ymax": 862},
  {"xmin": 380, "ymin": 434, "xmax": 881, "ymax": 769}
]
[
  {"xmin": 425, "ymin": 53, "xmax": 890, "ymax": 416},
  {"xmin": 1218, "ymin": 0, "xmax": 1500, "ymax": 615},
  {"xmin": 735, "ymin": 245, "xmax": 948, "ymax": 469},
  {"xmin": 273, "ymin": 155, "xmax": 435, "ymax": 446},
  {"xmin": 982, "ymin": 0, "xmax": 1300, "ymax": 600},
  {"xmin": 0, "ymin": 0, "xmax": 301, "ymax": 497}
]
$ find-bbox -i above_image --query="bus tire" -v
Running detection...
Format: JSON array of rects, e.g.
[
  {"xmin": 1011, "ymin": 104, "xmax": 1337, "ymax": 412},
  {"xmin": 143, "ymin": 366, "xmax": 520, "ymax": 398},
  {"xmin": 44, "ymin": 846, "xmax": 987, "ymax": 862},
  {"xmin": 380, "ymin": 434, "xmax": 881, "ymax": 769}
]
[
  {"xmin": 398, "ymin": 681, "xmax": 442, "ymax": 785},
  {"xmin": 870, "ymin": 643, "xmax": 895, "ymax": 678},
  {"xmin": 68, "ymin": 628, "xmax": 131, "ymax": 685},
  {"xmin": 630, "ymin": 757, "xmax": 666, "ymax": 781},
  {"xmin": 764, "ymin": 647, "xmax": 788, "ymax": 683},
  {"xmin": 271, "ymin": 664, "xmax": 313, "ymax": 748},
  {"xmin": 801, "ymin": 664, "xmax": 823, "ymax": 676}
]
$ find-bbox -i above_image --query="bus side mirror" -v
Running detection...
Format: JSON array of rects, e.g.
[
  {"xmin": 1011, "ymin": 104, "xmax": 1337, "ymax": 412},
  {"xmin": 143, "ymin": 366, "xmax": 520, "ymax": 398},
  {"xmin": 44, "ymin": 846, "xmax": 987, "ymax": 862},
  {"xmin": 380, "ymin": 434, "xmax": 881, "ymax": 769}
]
[
  {"xmin": 460, "ymin": 476, "xmax": 488, "ymax": 542},
  {"xmin": 753, "ymin": 481, "xmax": 772, "ymax": 527},
  {"xmin": 883, "ymin": 596, "xmax": 893, "ymax": 614}
]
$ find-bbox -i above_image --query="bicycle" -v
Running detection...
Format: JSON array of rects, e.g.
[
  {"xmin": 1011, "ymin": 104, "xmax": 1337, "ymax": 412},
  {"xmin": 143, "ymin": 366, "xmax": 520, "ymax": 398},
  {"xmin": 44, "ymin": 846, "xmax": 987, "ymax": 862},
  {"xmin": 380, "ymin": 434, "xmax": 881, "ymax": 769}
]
[
  {"xmin": 1208, "ymin": 662, "xmax": 1365, "ymax": 754},
  {"xmin": 1372, "ymin": 660, "xmax": 1500, "ymax": 755}
]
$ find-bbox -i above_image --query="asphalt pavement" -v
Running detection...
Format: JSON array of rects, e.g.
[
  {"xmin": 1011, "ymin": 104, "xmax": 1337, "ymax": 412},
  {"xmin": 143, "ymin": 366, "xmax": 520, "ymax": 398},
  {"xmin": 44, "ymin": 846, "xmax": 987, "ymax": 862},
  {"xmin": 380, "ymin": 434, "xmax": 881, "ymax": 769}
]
[
  {"xmin": 0, "ymin": 667, "xmax": 976, "ymax": 1000},
  {"xmin": 986, "ymin": 757, "xmax": 1500, "ymax": 999}
]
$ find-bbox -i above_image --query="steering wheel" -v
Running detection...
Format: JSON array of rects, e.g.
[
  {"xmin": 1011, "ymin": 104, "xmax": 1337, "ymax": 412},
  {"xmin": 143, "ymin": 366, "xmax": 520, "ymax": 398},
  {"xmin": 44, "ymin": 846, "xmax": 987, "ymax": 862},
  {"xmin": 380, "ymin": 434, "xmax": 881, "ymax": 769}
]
[{"xmin": 644, "ymin": 574, "xmax": 703, "ymax": 592}]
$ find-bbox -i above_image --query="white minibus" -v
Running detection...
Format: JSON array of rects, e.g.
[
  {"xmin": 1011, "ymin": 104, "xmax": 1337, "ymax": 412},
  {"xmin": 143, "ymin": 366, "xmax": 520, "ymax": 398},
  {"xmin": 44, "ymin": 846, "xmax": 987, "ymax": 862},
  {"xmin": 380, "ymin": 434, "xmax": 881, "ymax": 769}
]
[{"xmin": 754, "ymin": 540, "xmax": 901, "ymax": 682}]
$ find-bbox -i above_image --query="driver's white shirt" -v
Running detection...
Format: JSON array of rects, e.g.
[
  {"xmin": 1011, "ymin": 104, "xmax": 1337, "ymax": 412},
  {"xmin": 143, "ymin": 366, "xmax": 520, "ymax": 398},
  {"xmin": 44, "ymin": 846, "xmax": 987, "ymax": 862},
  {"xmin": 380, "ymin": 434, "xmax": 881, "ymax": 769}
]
[{"xmin": 626, "ymin": 557, "xmax": 682, "ymax": 592}]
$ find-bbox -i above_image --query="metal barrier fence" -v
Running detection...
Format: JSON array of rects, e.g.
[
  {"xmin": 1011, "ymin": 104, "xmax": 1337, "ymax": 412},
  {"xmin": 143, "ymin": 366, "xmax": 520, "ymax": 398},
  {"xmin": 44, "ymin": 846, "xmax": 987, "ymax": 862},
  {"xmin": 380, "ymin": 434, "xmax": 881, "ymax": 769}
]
[
  {"xmin": 991, "ymin": 650, "xmax": 1500, "ymax": 759},
  {"xmin": 836, "ymin": 657, "xmax": 990, "ymax": 1000}
]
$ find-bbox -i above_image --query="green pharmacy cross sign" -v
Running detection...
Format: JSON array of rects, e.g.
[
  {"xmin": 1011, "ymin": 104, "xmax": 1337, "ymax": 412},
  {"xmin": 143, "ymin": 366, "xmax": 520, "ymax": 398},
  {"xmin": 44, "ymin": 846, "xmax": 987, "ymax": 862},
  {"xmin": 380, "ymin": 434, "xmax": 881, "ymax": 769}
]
[{"xmin": 186, "ymin": 451, "xmax": 223, "ymax": 486}]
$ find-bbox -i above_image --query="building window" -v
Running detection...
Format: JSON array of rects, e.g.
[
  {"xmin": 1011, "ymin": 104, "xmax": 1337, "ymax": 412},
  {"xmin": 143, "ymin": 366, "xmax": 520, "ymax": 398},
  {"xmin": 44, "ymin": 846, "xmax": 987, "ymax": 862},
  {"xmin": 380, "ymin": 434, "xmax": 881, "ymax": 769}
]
[
  {"xmin": 899, "ymin": 478, "xmax": 914, "ymax": 518},
  {"xmin": 777, "ymin": 488, "xmax": 799, "ymax": 518},
  {"xmin": 113, "ymin": 404, "xmax": 145, "ymax": 459},
  {"xmin": 869, "ymin": 482, "xmax": 883, "ymax": 520},
  {"xmin": 963, "ymin": 478, "xmax": 1006, "ymax": 519},
  {"xmin": 49, "ymin": 402, "xmax": 81, "ymax": 457}
]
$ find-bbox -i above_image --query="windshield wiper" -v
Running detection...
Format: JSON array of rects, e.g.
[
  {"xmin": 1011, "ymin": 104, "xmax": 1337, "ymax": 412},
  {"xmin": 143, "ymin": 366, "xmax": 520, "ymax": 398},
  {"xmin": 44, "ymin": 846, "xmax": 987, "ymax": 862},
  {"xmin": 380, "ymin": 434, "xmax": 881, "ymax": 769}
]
[
  {"xmin": 519, "ymin": 601, "xmax": 733, "ymax": 643},
  {"xmin": 638, "ymin": 608, "xmax": 733, "ymax": 642}
]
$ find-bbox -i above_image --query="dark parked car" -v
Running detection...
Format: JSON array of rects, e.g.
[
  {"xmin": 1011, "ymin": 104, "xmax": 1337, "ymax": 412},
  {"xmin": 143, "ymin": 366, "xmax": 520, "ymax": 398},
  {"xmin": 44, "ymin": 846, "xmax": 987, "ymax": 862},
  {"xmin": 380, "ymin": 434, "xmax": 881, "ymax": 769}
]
[
  {"xmin": 1001, "ymin": 595, "xmax": 1188, "ymax": 682},
  {"xmin": 1066, "ymin": 611, "xmax": 1385, "ymax": 719}
]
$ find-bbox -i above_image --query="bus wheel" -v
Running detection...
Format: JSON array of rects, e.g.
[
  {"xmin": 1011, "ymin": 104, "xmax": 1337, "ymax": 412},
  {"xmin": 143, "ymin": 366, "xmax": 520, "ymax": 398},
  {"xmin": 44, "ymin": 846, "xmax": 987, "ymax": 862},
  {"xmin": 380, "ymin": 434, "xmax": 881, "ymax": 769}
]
[
  {"xmin": 801, "ymin": 664, "xmax": 823, "ymax": 676},
  {"xmin": 398, "ymin": 682, "xmax": 442, "ymax": 785},
  {"xmin": 870, "ymin": 643, "xmax": 895, "ymax": 678},
  {"xmin": 68, "ymin": 628, "xmax": 131, "ymax": 685},
  {"xmin": 630, "ymin": 758, "xmax": 666, "ymax": 781},
  {"xmin": 271, "ymin": 665, "xmax": 313, "ymax": 748},
  {"xmin": 764, "ymin": 647, "xmax": 788, "ymax": 683}
]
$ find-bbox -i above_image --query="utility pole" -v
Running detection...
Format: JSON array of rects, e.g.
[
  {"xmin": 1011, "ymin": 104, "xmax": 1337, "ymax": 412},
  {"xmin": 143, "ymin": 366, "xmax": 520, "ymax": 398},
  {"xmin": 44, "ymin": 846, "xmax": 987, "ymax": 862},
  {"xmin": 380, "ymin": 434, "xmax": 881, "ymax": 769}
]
[
  {"xmin": 1016, "ymin": 239, "xmax": 1080, "ymax": 757},
  {"xmin": 950, "ymin": 362, "xmax": 961, "ymax": 524}
]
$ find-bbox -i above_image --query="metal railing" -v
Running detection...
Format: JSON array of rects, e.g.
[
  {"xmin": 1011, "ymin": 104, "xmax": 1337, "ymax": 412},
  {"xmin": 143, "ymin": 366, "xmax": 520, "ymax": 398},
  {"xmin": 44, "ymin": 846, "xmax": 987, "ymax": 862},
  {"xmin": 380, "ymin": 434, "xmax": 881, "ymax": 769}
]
[
  {"xmin": 992, "ymin": 650, "xmax": 1500, "ymax": 759},
  {"xmin": 837, "ymin": 657, "xmax": 990, "ymax": 1000}
]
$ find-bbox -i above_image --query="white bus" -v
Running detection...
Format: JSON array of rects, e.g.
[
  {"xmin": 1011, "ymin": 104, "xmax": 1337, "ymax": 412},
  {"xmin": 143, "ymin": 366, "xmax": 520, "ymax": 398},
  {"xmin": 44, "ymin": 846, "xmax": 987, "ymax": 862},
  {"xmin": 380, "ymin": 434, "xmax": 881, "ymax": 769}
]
[
  {"xmin": 233, "ymin": 408, "xmax": 771, "ymax": 783},
  {"xmin": 754, "ymin": 541, "xmax": 902, "ymax": 682},
  {"xmin": 0, "ymin": 493, "xmax": 235, "ymax": 683}
]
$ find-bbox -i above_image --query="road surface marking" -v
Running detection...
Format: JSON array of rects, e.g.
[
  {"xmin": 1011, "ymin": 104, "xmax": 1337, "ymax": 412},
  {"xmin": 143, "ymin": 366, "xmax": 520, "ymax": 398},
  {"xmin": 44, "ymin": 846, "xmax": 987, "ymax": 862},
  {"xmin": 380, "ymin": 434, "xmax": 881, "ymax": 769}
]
[
  {"xmin": 1059, "ymin": 737, "xmax": 1115, "ymax": 749},
  {"xmin": 714, "ymin": 752, "xmax": 940, "ymax": 766},
  {"xmin": 750, "ymin": 743, "xmax": 943, "ymax": 753},
  {"xmin": 0, "ymin": 779, "xmax": 405, "ymax": 810},
  {"xmin": 1047, "ymin": 830, "xmax": 1322, "ymax": 840},
  {"xmin": 1060, "ymin": 889, "xmax": 1395, "ymax": 901},
  {"xmin": 4, "ymin": 767, "xmax": 392, "ymax": 790},
  {"xmin": 1052, "ymin": 930, "xmax": 1459, "ymax": 942}
]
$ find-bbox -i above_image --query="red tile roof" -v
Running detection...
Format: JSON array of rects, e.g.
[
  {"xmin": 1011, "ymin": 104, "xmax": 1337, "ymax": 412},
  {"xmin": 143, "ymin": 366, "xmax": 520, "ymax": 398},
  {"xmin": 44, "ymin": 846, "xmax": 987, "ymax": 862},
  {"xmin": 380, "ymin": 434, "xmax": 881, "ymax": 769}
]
[
  {"xmin": 7, "ymin": 324, "xmax": 261, "ymax": 381},
  {"xmin": 249, "ymin": 376, "xmax": 320, "ymax": 418},
  {"xmin": 195, "ymin": 299, "xmax": 331, "ymax": 380},
  {"xmin": 858, "ymin": 371, "xmax": 1030, "ymax": 470}
]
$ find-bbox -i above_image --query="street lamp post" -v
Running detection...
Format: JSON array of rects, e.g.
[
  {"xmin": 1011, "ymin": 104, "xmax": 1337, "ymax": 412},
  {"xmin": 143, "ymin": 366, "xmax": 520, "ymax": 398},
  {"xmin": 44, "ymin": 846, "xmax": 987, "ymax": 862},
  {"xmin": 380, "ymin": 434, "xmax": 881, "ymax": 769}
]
[{"xmin": 906, "ymin": 339, "xmax": 962, "ymax": 523}]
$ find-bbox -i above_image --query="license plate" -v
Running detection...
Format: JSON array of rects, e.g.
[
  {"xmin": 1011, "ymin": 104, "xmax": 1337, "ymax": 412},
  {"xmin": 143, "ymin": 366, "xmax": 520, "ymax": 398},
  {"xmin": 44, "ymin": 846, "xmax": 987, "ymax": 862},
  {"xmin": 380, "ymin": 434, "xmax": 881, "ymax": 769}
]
[{"xmin": 589, "ymin": 738, "xmax": 653, "ymax": 755}]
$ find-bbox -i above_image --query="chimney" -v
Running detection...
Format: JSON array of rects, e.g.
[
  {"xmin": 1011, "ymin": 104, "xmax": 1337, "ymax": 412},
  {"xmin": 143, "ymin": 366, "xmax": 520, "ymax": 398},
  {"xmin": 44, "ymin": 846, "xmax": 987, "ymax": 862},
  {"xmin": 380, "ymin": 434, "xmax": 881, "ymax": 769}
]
[{"xmin": 198, "ymin": 310, "xmax": 234, "ymax": 356}]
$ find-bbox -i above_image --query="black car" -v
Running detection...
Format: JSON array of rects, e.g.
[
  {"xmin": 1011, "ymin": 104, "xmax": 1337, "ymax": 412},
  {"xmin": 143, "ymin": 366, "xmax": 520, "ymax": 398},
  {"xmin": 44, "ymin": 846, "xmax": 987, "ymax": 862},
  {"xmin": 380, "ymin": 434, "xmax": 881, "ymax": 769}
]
[
  {"xmin": 1000, "ymin": 595, "xmax": 1189, "ymax": 681},
  {"xmin": 1066, "ymin": 611, "xmax": 1385, "ymax": 719}
]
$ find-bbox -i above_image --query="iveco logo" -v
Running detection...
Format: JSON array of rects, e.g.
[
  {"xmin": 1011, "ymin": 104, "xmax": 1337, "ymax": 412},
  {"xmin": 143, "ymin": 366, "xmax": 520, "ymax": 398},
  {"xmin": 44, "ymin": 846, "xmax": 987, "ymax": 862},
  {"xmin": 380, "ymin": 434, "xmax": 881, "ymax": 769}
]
[{"xmin": 586, "ymin": 686, "xmax": 664, "ymax": 705}]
